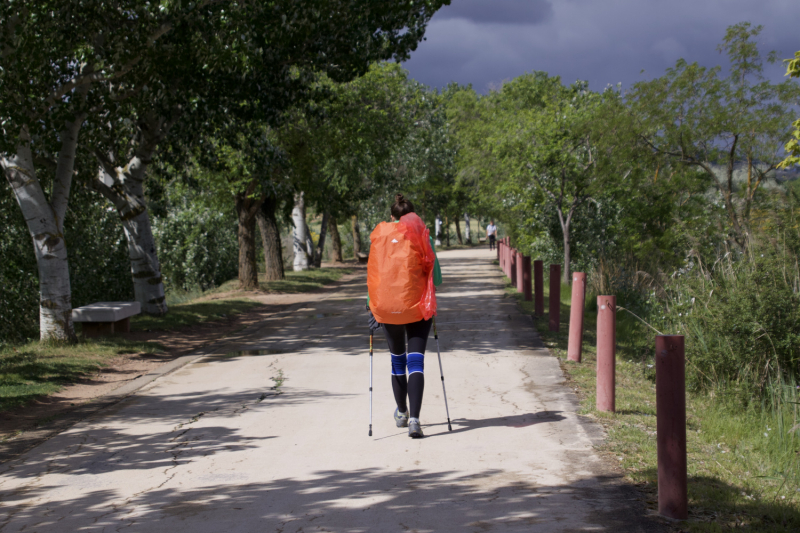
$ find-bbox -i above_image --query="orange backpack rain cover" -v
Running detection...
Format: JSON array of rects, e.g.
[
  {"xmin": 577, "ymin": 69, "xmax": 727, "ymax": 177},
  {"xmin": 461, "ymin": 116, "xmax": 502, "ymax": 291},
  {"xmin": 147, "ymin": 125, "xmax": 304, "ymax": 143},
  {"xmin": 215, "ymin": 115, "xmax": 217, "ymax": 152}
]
[{"xmin": 367, "ymin": 213, "xmax": 437, "ymax": 325}]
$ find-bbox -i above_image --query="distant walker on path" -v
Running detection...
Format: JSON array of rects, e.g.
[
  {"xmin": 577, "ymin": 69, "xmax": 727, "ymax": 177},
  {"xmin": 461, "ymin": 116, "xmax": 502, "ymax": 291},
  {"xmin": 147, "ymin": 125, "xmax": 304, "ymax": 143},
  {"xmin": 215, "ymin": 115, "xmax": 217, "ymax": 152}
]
[{"xmin": 486, "ymin": 220, "xmax": 497, "ymax": 250}]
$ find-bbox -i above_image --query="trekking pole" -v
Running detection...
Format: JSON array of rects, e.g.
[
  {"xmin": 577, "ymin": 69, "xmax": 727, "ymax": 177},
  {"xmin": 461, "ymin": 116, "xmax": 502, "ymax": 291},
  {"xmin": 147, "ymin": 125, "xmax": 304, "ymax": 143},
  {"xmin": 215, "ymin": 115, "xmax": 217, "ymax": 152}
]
[
  {"xmin": 432, "ymin": 317, "xmax": 452, "ymax": 431},
  {"xmin": 369, "ymin": 330, "xmax": 373, "ymax": 437}
]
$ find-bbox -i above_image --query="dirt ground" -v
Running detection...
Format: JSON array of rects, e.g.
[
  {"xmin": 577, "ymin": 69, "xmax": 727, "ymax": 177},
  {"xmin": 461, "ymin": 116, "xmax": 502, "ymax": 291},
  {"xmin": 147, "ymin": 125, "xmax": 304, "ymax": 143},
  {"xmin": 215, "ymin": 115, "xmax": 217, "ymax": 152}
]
[{"xmin": 0, "ymin": 264, "xmax": 365, "ymax": 441}]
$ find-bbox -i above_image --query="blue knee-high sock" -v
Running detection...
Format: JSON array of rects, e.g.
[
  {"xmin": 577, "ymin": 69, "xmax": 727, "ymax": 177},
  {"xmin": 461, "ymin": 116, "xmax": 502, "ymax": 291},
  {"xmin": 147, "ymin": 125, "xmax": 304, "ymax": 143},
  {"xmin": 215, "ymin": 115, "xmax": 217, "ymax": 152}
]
[
  {"xmin": 391, "ymin": 353, "xmax": 408, "ymax": 413},
  {"xmin": 407, "ymin": 353, "xmax": 425, "ymax": 418}
]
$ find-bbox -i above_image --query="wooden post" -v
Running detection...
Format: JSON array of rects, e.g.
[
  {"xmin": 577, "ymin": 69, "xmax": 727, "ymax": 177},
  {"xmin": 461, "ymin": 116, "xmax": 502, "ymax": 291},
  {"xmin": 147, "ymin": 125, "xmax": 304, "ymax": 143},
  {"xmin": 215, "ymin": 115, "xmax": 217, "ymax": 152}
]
[
  {"xmin": 567, "ymin": 272, "xmax": 586, "ymax": 362},
  {"xmin": 534, "ymin": 260, "xmax": 544, "ymax": 316},
  {"xmin": 656, "ymin": 335, "xmax": 688, "ymax": 520},
  {"xmin": 516, "ymin": 250, "xmax": 524, "ymax": 293},
  {"xmin": 522, "ymin": 256, "xmax": 532, "ymax": 301},
  {"xmin": 596, "ymin": 295, "xmax": 616, "ymax": 412},
  {"xmin": 548, "ymin": 264, "xmax": 561, "ymax": 332},
  {"xmin": 510, "ymin": 250, "xmax": 517, "ymax": 287}
]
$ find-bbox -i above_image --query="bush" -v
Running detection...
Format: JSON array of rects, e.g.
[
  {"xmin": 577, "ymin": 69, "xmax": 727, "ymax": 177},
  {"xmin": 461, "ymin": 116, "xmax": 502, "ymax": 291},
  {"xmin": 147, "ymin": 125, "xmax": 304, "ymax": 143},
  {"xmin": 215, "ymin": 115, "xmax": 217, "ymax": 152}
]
[
  {"xmin": 153, "ymin": 205, "xmax": 239, "ymax": 292},
  {"xmin": 670, "ymin": 245, "xmax": 800, "ymax": 398}
]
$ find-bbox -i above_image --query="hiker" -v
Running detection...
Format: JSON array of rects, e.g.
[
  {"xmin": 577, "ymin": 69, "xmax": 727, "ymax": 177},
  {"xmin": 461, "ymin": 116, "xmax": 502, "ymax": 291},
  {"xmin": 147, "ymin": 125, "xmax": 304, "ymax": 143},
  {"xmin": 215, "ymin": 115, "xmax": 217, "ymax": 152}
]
[
  {"xmin": 367, "ymin": 194, "xmax": 442, "ymax": 438},
  {"xmin": 486, "ymin": 220, "xmax": 497, "ymax": 250}
]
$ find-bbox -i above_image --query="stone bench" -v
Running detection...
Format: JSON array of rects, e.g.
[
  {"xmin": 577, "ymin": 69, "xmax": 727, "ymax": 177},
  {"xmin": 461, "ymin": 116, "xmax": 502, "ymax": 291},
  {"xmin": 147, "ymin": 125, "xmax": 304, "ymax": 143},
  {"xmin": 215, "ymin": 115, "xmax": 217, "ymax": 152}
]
[
  {"xmin": 479, "ymin": 237, "xmax": 486, "ymax": 243},
  {"xmin": 72, "ymin": 302, "xmax": 141, "ymax": 337},
  {"xmin": 357, "ymin": 252, "xmax": 369, "ymax": 264}
]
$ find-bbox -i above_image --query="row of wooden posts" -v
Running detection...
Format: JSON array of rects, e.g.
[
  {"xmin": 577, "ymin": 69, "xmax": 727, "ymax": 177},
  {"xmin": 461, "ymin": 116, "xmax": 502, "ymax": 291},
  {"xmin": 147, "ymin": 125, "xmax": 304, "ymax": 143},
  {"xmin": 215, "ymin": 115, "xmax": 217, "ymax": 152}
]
[{"xmin": 497, "ymin": 237, "xmax": 688, "ymax": 521}]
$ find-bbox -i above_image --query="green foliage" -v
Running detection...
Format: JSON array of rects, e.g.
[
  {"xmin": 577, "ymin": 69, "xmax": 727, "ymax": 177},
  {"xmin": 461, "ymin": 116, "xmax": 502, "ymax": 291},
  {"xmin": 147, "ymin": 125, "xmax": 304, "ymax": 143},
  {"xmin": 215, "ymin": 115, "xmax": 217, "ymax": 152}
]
[
  {"xmin": 0, "ymin": 185, "xmax": 39, "ymax": 344},
  {"xmin": 779, "ymin": 50, "xmax": 800, "ymax": 169},
  {"xmin": 153, "ymin": 204, "xmax": 239, "ymax": 293},
  {"xmin": 669, "ymin": 246, "xmax": 800, "ymax": 397},
  {"xmin": 0, "ymin": 182, "xmax": 132, "ymax": 344}
]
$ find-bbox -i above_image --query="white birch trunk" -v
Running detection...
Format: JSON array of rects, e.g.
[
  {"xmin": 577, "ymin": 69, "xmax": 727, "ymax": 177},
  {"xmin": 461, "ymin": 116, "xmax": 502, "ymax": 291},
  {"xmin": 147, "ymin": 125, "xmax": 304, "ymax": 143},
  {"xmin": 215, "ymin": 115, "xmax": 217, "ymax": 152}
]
[
  {"xmin": 2, "ymin": 121, "xmax": 82, "ymax": 341},
  {"xmin": 94, "ymin": 155, "xmax": 167, "ymax": 315},
  {"xmin": 435, "ymin": 215, "xmax": 442, "ymax": 246},
  {"xmin": 464, "ymin": 213, "xmax": 471, "ymax": 243},
  {"xmin": 292, "ymin": 192, "xmax": 309, "ymax": 271}
]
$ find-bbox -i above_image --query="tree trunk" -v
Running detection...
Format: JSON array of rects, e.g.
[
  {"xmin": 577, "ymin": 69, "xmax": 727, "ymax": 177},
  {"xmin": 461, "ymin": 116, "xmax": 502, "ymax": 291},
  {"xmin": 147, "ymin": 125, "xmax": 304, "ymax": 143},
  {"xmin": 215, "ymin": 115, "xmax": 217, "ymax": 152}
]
[
  {"xmin": 352, "ymin": 215, "xmax": 362, "ymax": 258},
  {"xmin": 235, "ymin": 193, "xmax": 260, "ymax": 290},
  {"xmin": 92, "ymin": 115, "xmax": 175, "ymax": 315},
  {"xmin": 445, "ymin": 216, "xmax": 450, "ymax": 247},
  {"xmin": 95, "ymin": 159, "xmax": 167, "ymax": 314},
  {"xmin": 557, "ymin": 207, "xmax": 572, "ymax": 285},
  {"xmin": 464, "ymin": 213, "xmax": 471, "ymax": 244},
  {"xmin": 455, "ymin": 216, "xmax": 463, "ymax": 245},
  {"xmin": 304, "ymin": 221, "xmax": 316, "ymax": 268},
  {"xmin": 329, "ymin": 216, "xmax": 343, "ymax": 263},
  {"xmin": 257, "ymin": 195, "xmax": 284, "ymax": 281},
  {"xmin": 314, "ymin": 212, "xmax": 330, "ymax": 268},
  {"xmin": 293, "ymin": 192, "xmax": 309, "ymax": 271},
  {"xmin": 435, "ymin": 215, "xmax": 442, "ymax": 246},
  {"xmin": 2, "ymin": 125, "xmax": 80, "ymax": 341}
]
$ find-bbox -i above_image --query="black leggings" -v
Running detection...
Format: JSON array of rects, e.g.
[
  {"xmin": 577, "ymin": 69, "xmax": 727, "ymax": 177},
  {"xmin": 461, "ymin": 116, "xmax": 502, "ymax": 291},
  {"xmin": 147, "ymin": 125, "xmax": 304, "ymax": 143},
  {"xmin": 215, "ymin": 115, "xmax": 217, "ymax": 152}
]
[{"xmin": 383, "ymin": 318, "xmax": 432, "ymax": 419}]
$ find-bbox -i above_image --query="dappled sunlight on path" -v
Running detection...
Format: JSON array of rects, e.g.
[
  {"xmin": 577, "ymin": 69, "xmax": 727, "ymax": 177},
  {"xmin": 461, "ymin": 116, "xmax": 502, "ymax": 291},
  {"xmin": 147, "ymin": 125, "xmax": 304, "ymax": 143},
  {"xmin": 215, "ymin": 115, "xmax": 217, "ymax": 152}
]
[{"xmin": 0, "ymin": 246, "xmax": 665, "ymax": 532}]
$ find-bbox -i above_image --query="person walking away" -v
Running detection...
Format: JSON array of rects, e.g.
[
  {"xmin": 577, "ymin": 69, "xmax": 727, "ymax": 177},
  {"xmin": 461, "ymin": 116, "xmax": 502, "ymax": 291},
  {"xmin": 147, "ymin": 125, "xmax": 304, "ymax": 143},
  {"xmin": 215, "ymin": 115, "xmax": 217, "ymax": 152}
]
[
  {"xmin": 367, "ymin": 194, "xmax": 442, "ymax": 438},
  {"xmin": 486, "ymin": 220, "xmax": 497, "ymax": 250}
]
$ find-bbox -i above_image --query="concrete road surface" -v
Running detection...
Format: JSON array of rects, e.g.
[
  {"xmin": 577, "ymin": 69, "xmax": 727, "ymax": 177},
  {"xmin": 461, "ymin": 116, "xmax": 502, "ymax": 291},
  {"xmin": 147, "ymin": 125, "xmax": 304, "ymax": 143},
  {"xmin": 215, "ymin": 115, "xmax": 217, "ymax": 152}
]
[{"xmin": 0, "ymin": 247, "xmax": 664, "ymax": 532}]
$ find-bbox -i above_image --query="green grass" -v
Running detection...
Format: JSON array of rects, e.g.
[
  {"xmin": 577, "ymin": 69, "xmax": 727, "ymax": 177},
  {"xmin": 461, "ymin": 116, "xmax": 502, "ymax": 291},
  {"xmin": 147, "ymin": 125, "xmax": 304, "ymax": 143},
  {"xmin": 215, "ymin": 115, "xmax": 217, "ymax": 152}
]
[
  {"xmin": 1, "ymin": 267, "xmax": 354, "ymax": 414},
  {"xmin": 0, "ymin": 339, "xmax": 163, "ymax": 412},
  {"xmin": 130, "ymin": 299, "xmax": 263, "ymax": 332},
  {"xmin": 214, "ymin": 267, "xmax": 353, "ymax": 294},
  {"xmin": 502, "ymin": 272, "xmax": 800, "ymax": 531},
  {"xmin": 135, "ymin": 267, "xmax": 354, "ymax": 332}
]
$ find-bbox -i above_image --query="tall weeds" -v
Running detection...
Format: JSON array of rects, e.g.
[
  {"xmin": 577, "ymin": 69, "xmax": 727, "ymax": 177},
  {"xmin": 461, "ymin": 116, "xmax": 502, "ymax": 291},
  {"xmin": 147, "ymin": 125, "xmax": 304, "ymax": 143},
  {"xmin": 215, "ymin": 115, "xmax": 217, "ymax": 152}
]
[{"xmin": 669, "ymin": 241, "xmax": 800, "ymax": 400}]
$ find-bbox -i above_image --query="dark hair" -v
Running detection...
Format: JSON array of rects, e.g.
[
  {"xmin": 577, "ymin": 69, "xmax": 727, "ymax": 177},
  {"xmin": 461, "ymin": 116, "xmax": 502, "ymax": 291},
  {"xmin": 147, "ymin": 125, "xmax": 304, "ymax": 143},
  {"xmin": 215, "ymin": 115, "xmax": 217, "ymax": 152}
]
[{"xmin": 391, "ymin": 193, "xmax": 415, "ymax": 219}]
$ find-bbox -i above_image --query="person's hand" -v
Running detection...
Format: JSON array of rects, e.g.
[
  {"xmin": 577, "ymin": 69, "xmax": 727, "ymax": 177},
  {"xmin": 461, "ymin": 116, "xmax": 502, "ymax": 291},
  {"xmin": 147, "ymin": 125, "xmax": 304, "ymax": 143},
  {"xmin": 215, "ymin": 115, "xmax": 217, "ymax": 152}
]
[{"xmin": 368, "ymin": 309, "xmax": 382, "ymax": 332}]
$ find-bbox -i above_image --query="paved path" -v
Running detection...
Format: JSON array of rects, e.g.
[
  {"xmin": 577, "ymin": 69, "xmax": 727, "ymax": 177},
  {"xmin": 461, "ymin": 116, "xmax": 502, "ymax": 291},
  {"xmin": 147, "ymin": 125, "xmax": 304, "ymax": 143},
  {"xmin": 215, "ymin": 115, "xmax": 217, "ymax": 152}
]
[{"xmin": 0, "ymin": 248, "xmax": 663, "ymax": 532}]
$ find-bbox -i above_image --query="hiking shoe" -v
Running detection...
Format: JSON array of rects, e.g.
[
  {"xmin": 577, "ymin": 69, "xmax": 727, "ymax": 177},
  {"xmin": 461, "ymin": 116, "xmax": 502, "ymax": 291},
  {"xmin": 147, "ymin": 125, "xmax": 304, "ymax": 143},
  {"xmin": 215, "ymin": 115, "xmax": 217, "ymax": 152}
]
[
  {"xmin": 408, "ymin": 418, "xmax": 424, "ymax": 438},
  {"xmin": 394, "ymin": 408, "xmax": 409, "ymax": 428}
]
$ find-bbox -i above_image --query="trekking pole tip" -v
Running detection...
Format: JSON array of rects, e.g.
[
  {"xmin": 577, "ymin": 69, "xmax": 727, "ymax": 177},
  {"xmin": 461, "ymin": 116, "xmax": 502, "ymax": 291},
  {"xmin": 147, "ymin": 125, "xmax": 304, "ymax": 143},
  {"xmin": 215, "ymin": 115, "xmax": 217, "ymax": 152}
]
[{"xmin": 447, "ymin": 421, "xmax": 452, "ymax": 431}]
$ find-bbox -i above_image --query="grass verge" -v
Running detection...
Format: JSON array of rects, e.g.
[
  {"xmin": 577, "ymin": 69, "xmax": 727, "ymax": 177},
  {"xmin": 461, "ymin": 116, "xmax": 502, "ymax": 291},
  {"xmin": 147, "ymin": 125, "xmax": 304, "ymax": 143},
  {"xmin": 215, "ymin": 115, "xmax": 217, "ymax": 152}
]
[
  {"xmin": 0, "ymin": 339, "xmax": 164, "ymax": 412},
  {"xmin": 214, "ymin": 267, "xmax": 354, "ymax": 295},
  {"xmin": 502, "ymin": 271, "xmax": 800, "ymax": 532},
  {"xmin": 135, "ymin": 267, "xmax": 354, "ymax": 332},
  {"xmin": 131, "ymin": 299, "xmax": 263, "ymax": 332}
]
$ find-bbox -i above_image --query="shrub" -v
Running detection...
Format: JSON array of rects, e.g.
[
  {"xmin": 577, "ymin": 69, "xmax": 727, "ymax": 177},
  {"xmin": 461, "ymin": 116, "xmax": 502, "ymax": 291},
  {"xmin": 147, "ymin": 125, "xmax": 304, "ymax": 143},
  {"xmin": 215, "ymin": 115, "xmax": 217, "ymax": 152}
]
[
  {"xmin": 670, "ymin": 245, "xmax": 800, "ymax": 399},
  {"xmin": 153, "ymin": 205, "xmax": 239, "ymax": 292}
]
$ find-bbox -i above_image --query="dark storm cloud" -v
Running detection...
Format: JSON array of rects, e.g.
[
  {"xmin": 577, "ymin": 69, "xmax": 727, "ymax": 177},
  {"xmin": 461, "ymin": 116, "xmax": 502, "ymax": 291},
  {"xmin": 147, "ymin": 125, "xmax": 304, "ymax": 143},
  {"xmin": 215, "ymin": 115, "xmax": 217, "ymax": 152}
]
[
  {"xmin": 405, "ymin": 0, "xmax": 798, "ymax": 93},
  {"xmin": 434, "ymin": 0, "xmax": 553, "ymax": 25}
]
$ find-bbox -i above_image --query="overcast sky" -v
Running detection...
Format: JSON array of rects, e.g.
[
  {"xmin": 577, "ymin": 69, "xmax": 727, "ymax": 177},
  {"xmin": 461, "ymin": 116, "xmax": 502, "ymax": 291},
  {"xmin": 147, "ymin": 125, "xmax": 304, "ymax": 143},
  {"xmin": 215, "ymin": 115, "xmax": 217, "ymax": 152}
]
[{"xmin": 403, "ymin": 0, "xmax": 798, "ymax": 93}]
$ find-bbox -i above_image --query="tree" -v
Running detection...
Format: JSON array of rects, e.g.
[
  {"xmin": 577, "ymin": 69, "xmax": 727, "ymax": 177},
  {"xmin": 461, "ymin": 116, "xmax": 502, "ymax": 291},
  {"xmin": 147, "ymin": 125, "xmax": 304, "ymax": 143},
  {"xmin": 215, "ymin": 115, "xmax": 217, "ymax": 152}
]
[
  {"xmin": 2, "ymin": 0, "xmax": 450, "ymax": 336},
  {"xmin": 629, "ymin": 23, "xmax": 800, "ymax": 250},
  {"xmin": 779, "ymin": 51, "xmax": 800, "ymax": 169}
]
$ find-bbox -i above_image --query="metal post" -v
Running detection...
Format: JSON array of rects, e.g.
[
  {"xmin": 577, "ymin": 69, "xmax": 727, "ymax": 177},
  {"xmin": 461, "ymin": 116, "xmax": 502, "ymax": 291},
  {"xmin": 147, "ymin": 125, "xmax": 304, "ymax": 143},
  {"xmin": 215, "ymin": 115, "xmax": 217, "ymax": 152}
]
[
  {"xmin": 596, "ymin": 295, "xmax": 616, "ymax": 412},
  {"xmin": 522, "ymin": 256, "xmax": 532, "ymax": 301},
  {"xmin": 548, "ymin": 265, "xmax": 561, "ymax": 332},
  {"xmin": 567, "ymin": 272, "xmax": 586, "ymax": 362},
  {"xmin": 656, "ymin": 335, "xmax": 688, "ymax": 520},
  {"xmin": 534, "ymin": 260, "xmax": 544, "ymax": 316}
]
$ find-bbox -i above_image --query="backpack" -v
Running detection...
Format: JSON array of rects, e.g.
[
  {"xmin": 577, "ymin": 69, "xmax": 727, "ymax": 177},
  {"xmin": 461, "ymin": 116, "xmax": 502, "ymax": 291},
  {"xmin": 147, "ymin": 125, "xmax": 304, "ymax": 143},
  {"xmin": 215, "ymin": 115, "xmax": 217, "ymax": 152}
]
[{"xmin": 367, "ymin": 213, "xmax": 437, "ymax": 325}]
